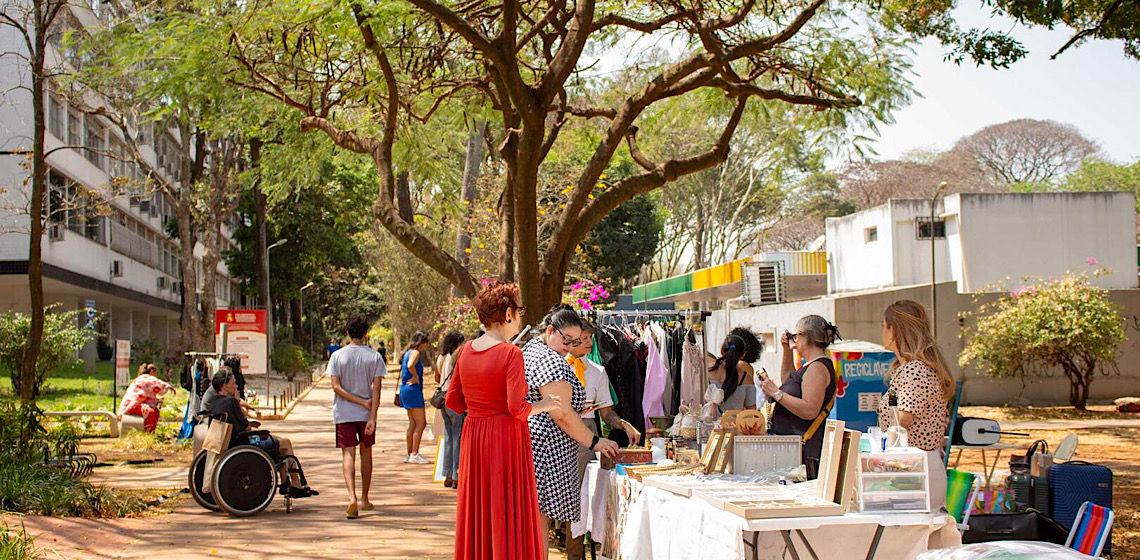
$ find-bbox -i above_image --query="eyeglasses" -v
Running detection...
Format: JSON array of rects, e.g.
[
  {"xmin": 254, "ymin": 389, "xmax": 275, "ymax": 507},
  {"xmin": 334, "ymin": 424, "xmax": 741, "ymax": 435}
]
[
  {"xmin": 555, "ymin": 326, "xmax": 585, "ymax": 348},
  {"xmin": 787, "ymin": 332, "xmax": 801, "ymax": 343}
]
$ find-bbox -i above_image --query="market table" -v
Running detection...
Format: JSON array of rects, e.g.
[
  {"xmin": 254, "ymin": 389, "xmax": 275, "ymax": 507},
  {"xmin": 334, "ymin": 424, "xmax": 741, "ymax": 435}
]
[{"xmin": 574, "ymin": 463, "xmax": 961, "ymax": 560}]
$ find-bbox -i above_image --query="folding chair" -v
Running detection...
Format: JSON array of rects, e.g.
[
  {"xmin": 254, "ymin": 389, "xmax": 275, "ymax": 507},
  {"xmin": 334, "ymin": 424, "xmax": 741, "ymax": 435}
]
[{"xmin": 1065, "ymin": 501, "xmax": 1114, "ymax": 557}]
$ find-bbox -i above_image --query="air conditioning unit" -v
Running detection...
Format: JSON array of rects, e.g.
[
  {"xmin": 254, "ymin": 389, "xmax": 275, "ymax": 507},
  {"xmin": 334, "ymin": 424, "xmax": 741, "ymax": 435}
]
[
  {"xmin": 742, "ymin": 261, "xmax": 785, "ymax": 306},
  {"xmin": 47, "ymin": 223, "xmax": 64, "ymax": 241},
  {"xmin": 110, "ymin": 260, "xmax": 124, "ymax": 278},
  {"xmin": 157, "ymin": 276, "xmax": 169, "ymax": 290}
]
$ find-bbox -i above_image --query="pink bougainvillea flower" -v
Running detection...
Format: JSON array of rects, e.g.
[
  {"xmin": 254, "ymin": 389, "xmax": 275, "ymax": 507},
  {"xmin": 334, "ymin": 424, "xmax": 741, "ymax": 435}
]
[{"xmin": 1087, "ymin": 257, "xmax": 1099, "ymax": 266}]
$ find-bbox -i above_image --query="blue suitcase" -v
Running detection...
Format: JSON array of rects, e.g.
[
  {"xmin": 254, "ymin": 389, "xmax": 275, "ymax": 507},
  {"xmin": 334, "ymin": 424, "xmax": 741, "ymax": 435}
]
[{"xmin": 1048, "ymin": 460, "xmax": 1112, "ymax": 531}]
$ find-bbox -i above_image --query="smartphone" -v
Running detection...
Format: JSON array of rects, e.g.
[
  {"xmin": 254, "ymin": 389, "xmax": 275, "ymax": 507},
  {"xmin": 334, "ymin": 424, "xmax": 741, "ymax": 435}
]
[{"xmin": 580, "ymin": 400, "xmax": 601, "ymax": 414}]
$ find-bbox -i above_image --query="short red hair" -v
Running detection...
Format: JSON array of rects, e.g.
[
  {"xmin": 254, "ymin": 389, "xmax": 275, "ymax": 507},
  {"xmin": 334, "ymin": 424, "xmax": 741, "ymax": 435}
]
[{"xmin": 473, "ymin": 281, "xmax": 521, "ymax": 326}]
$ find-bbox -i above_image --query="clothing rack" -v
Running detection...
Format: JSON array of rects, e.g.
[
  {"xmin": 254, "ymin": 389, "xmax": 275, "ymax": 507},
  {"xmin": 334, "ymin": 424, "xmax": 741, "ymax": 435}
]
[
  {"xmin": 184, "ymin": 351, "xmax": 246, "ymax": 358},
  {"xmin": 580, "ymin": 309, "xmax": 711, "ymax": 320}
]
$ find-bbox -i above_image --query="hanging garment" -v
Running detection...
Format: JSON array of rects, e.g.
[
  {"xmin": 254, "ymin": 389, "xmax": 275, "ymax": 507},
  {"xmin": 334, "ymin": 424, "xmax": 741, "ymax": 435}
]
[
  {"xmin": 665, "ymin": 324, "xmax": 685, "ymax": 416},
  {"xmin": 640, "ymin": 323, "xmax": 669, "ymax": 428},
  {"xmin": 680, "ymin": 336, "xmax": 706, "ymax": 410},
  {"xmin": 595, "ymin": 326, "xmax": 646, "ymax": 446}
]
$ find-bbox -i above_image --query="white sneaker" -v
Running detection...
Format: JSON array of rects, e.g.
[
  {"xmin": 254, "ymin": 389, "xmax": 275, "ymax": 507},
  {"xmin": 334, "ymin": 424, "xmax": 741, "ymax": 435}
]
[
  {"xmin": 411, "ymin": 454, "xmax": 431, "ymax": 464},
  {"xmin": 404, "ymin": 454, "xmax": 412, "ymax": 463}
]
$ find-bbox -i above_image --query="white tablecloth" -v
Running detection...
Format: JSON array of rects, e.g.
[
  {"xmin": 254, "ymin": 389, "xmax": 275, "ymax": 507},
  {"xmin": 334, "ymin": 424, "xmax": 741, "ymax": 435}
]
[{"xmin": 575, "ymin": 463, "xmax": 961, "ymax": 560}]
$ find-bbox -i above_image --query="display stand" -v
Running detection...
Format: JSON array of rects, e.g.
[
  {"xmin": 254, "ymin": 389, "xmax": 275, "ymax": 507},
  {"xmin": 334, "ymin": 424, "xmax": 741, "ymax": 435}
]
[{"xmin": 857, "ymin": 448, "xmax": 932, "ymax": 514}]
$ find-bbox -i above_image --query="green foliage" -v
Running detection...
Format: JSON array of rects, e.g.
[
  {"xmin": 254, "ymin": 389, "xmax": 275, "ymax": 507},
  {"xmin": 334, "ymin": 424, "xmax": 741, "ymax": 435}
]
[
  {"xmin": 271, "ymin": 343, "xmax": 310, "ymax": 381},
  {"xmin": 960, "ymin": 269, "xmax": 1126, "ymax": 409},
  {"xmin": 0, "ymin": 460, "xmax": 145, "ymax": 517},
  {"xmin": 0, "ymin": 400, "xmax": 143, "ymax": 517},
  {"xmin": 0, "ymin": 307, "xmax": 97, "ymax": 401},
  {"xmin": 583, "ymin": 195, "xmax": 663, "ymax": 293},
  {"xmin": 0, "ymin": 523, "xmax": 39, "ymax": 560},
  {"xmin": 1007, "ymin": 158, "xmax": 1140, "ymax": 215},
  {"xmin": 130, "ymin": 337, "xmax": 164, "ymax": 369}
]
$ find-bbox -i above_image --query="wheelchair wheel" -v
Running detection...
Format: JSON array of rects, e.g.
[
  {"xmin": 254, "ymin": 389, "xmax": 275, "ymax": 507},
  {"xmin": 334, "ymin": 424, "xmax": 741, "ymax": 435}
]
[
  {"xmin": 188, "ymin": 451, "xmax": 221, "ymax": 512},
  {"xmin": 213, "ymin": 445, "xmax": 278, "ymax": 517}
]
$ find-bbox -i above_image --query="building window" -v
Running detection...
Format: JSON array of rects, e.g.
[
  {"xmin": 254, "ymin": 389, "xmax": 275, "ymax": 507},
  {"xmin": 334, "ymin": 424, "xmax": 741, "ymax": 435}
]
[
  {"xmin": 67, "ymin": 108, "xmax": 82, "ymax": 147},
  {"xmin": 864, "ymin": 226, "xmax": 878, "ymax": 244},
  {"xmin": 916, "ymin": 217, "xmax": 946, "ymax": 240},
  {"xmin": 48, "ymin": 95, "xmax": 65, "ymax": 139},
  {"xmin": 85, "ymin": 116, "xmax": 105, "ymax": 170}
]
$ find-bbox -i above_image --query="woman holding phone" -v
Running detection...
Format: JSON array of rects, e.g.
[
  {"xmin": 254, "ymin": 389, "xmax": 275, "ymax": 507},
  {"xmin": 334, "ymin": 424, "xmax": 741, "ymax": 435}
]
[{"xmin": 565, "ymin": 319, "xmax": 639, "ymax": 560}]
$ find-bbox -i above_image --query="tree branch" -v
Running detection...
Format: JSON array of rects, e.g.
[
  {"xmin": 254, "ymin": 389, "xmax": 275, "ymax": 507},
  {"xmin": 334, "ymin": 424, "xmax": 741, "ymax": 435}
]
[
  {"xmin": 707, "ymin": 77, "xmax": 860, "ymax": 108},
  {"xmin": 404, "ymin": 0, "xmax": 495, "ymax": 53},
  {"xmin": 1051, "ymin": 0, "xmax": 1126, "ymax": 59},
  {"xmin": 625, "ymin": 126, "xmax": 657, "ymax": 171},
  {"xmin": 590, "ymin": 10, "xmax": 688, "ymax": 33}
]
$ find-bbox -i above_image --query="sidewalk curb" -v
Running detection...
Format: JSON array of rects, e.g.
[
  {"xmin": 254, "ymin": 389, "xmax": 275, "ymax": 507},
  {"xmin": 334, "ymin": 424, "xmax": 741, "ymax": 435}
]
[{"xmin": 261, "ymin": 372, "xmax": 327, "ymax": 421}]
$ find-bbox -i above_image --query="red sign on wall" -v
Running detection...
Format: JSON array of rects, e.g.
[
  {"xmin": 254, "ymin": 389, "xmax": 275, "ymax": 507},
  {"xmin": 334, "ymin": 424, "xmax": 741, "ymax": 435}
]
[{"xmin": 216, "ymin": 309, "xmax": 268, "ymax": 374}]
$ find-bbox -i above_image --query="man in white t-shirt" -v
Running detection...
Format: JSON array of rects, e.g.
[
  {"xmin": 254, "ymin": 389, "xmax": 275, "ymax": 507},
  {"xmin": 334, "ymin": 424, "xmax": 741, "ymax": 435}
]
[
  {"xmin": 565, "ymin": 321, "xmax": 640, "ymax": 560},
  {"xmin": 328, "ymin": 315, "xmax": 384, "ymax": 520}
]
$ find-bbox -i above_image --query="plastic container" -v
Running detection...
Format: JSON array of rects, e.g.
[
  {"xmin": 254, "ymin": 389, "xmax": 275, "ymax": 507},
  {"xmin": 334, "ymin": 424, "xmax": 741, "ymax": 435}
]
[
  {"xmin": 857, "ymin": 448, "xmax": 930, "ymax": 513},
  {"xmin": 650, "ymin": 438, "xmax": 667, "ymax": 463}
]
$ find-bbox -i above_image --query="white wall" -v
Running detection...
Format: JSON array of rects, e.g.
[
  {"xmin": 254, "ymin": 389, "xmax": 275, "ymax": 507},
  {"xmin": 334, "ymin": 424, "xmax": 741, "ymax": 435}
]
[
  {"xmin": 948, "ymin": 192, "xmax": 1137, "ymax": 291},
  {"xmin": 890, "ymin": 200, "xmax": 954, "ymax": 288},
  {"xmin": 708, "ymin": 298, "xmax": 835, "ymax": 385},
  {"xmin": 826, "ymin": 205, "xmax": 895, "ymax": 293}
]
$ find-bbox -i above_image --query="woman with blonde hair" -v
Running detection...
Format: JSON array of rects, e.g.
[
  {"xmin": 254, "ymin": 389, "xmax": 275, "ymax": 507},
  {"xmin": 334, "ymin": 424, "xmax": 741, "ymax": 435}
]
[{"xmin": 880, "ymin": 300, "xmax": 953, "ymax": 509}]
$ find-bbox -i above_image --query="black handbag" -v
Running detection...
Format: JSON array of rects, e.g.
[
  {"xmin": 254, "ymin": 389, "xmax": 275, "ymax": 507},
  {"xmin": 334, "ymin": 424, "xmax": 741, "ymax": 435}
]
[
  {"xmin": 962, "ymin": 511, "xmax": 1068, "ymax": 544},
  {"xmin": 430, "ymin": 351, "xmax": 460, "ymax": 410}
]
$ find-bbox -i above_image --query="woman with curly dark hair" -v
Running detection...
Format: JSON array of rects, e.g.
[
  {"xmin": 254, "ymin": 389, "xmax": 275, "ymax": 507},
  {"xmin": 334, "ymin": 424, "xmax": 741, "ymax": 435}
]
[{"xmin": 708, "ymin": 327, "xmax": 763, "ymax": 412}]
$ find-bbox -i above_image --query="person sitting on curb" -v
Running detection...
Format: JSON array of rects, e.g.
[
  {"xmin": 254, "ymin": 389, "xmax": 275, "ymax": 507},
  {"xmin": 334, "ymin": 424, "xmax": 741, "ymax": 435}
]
[{"xmin": 207, "ymin": 368, "xmax": 317, "ymax": 499}]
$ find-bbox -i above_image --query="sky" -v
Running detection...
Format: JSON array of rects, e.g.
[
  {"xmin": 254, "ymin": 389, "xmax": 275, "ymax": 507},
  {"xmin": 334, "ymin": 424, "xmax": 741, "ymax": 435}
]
[{"xmin": 871, "ymin": 7, "xmax": 1140, "ymax": 163}]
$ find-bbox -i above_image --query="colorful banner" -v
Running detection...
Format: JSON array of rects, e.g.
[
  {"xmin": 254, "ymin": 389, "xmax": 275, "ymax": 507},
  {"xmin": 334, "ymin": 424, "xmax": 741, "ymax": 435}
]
[
  {"xmin": 215, "ymin": 309, "xmax": 268, "ymax": 375},
  {"xmin": 827, "ymin": 341, "xmax": 893, "ymax": 432}
]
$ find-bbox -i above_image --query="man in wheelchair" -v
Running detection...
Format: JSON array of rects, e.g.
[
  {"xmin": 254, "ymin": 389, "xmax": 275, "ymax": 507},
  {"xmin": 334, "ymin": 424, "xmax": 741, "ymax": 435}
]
[{"xmin": 207, "ymin": 368, "xmax": 318, "ymax": 499}]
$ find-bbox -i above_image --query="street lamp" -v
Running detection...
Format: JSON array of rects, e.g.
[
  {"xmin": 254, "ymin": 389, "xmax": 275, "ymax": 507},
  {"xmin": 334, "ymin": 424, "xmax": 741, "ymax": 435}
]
[
  {"xmin": 300, "ymin": 281, "xmax": 315, "ymax": 356},
  {"xmin": 930, "ymin": 183, "xmax": 947, "ymax": 339},
  {"xmin": 266, "ymin": 238, "xmax": 287, "ymax": 392}
]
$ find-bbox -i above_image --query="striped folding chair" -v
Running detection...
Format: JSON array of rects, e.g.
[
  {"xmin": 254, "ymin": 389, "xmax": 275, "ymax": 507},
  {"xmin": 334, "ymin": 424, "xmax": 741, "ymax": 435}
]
[{"xmin": 1065, "ymin": 501, "xmax": 1114, "ymax": 557}]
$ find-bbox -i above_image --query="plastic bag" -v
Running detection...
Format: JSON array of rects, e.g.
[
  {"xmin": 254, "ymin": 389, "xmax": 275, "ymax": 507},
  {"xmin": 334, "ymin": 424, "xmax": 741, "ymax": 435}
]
[
  {"xmin": 701, "ymin": 385, "xmax": 724, "ymax": 422},
  {"xmin": 917, "ymin": 542, "xmax": 1094, "ymax": 560}
]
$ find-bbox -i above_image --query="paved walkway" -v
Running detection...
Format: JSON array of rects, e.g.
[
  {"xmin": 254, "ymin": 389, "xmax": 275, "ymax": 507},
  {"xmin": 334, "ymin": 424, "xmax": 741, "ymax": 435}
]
[{"xmin": 9, "ymin": 378, "xmax": 463, "ymax": 560}]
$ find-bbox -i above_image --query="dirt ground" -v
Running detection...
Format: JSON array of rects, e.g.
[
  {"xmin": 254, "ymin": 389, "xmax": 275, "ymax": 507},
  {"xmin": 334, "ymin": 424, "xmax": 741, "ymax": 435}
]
[{"xmin": 957, "ymin": 406, "xmax": 1139, "ymax": 557}]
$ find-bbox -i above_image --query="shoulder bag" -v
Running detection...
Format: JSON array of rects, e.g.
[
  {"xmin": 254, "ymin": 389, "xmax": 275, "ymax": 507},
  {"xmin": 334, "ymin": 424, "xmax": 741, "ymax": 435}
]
[{"xmin": 430, "ymin": 349, "xmax": 462, "ymax": 410}]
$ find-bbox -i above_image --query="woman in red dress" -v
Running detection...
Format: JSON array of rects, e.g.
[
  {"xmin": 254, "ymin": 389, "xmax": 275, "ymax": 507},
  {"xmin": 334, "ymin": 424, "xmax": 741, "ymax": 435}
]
[{"xmin": 447, "ymin": 282, "xmax": 561, "ymax": 560}]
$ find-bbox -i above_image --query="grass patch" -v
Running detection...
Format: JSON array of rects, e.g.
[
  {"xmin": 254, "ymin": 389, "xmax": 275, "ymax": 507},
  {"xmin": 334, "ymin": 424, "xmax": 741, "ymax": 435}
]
[
  {"xmin": 0, "ymin": 523, "xmax": 40, "ymax": 560},
  {"xmin": 0, "ymin": 462, "xmax": 146, "ymax": 517},
  {"xmin": 1, "ymin": 361, "xmax": 189, "ymax": 418}
]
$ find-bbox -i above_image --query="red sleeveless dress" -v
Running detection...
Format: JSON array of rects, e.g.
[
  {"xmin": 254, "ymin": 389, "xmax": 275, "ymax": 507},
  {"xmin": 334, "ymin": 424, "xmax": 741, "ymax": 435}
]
[{"xmin": 446, "ymin": 341, "xmax": 544, "ymax": 560}]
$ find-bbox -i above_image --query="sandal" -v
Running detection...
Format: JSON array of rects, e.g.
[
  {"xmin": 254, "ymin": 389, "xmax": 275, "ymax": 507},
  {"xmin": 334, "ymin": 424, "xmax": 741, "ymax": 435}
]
[{"xmin": 346, "ymin": 503, "xmax": 359, "ymax": 519}]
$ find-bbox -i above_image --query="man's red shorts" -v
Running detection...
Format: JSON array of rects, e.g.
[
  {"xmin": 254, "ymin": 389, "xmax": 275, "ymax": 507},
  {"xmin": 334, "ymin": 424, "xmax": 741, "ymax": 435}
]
[{"xmin": 336, "ymin": 421, "xmax": 375, "ymax": 448}]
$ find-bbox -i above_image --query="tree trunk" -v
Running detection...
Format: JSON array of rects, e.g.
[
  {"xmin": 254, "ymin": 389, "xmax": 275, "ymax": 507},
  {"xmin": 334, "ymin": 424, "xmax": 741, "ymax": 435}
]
[
  {"xmin": 396, "ymin": 171, "xmax": 413, "ymax": 224},
  {"xmin": 19, "ymin": 1, "xmax": 48, "ymax": 403},
  {"xmin": 250, "ymin": 140, "xmax": 270, "ymax": 349},
  {"xmin": 290, "ymin": 297, "xmax": 303, "ymax": 345},
  {"xmin": 176, "ymin": 208, "xmax": 201, "ymax": 351},
  {"xmin": 498, "ymin": 176, "xmax": 515, "ymax": 282},
  {"xmin": 509, "ymin": 126, "xmax": 545, "ymax": 315},
  {"xmin": 453, "ymin": 121, "xmax": 485, "ymax": 296}
]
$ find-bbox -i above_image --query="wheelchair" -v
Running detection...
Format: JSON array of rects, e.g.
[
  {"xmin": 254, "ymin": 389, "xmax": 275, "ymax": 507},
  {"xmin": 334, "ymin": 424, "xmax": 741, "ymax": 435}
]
[{"xmin": 188, "ymin": 412, "xmax": 310, "ymax": 517}]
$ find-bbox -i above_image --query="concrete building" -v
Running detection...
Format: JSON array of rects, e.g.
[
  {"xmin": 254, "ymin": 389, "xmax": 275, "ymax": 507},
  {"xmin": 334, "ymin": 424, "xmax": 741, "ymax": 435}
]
[
  {"xmin": 827, "ymin": 192, "xmax": 1137, "ymax": 294},
  {"xmin": 701, "ymin": 192, "xmax": 1140, "ymax": 406},
  {"xmin": 0, "ymin": 3, "xmax": 241, "ymax": 359}
]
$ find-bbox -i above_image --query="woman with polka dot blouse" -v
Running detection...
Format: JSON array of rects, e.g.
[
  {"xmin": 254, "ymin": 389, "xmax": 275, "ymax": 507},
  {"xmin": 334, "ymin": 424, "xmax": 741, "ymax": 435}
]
[{"xmin": 879, "ymin": 299, "xmax": 954, "ymax": 509}]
